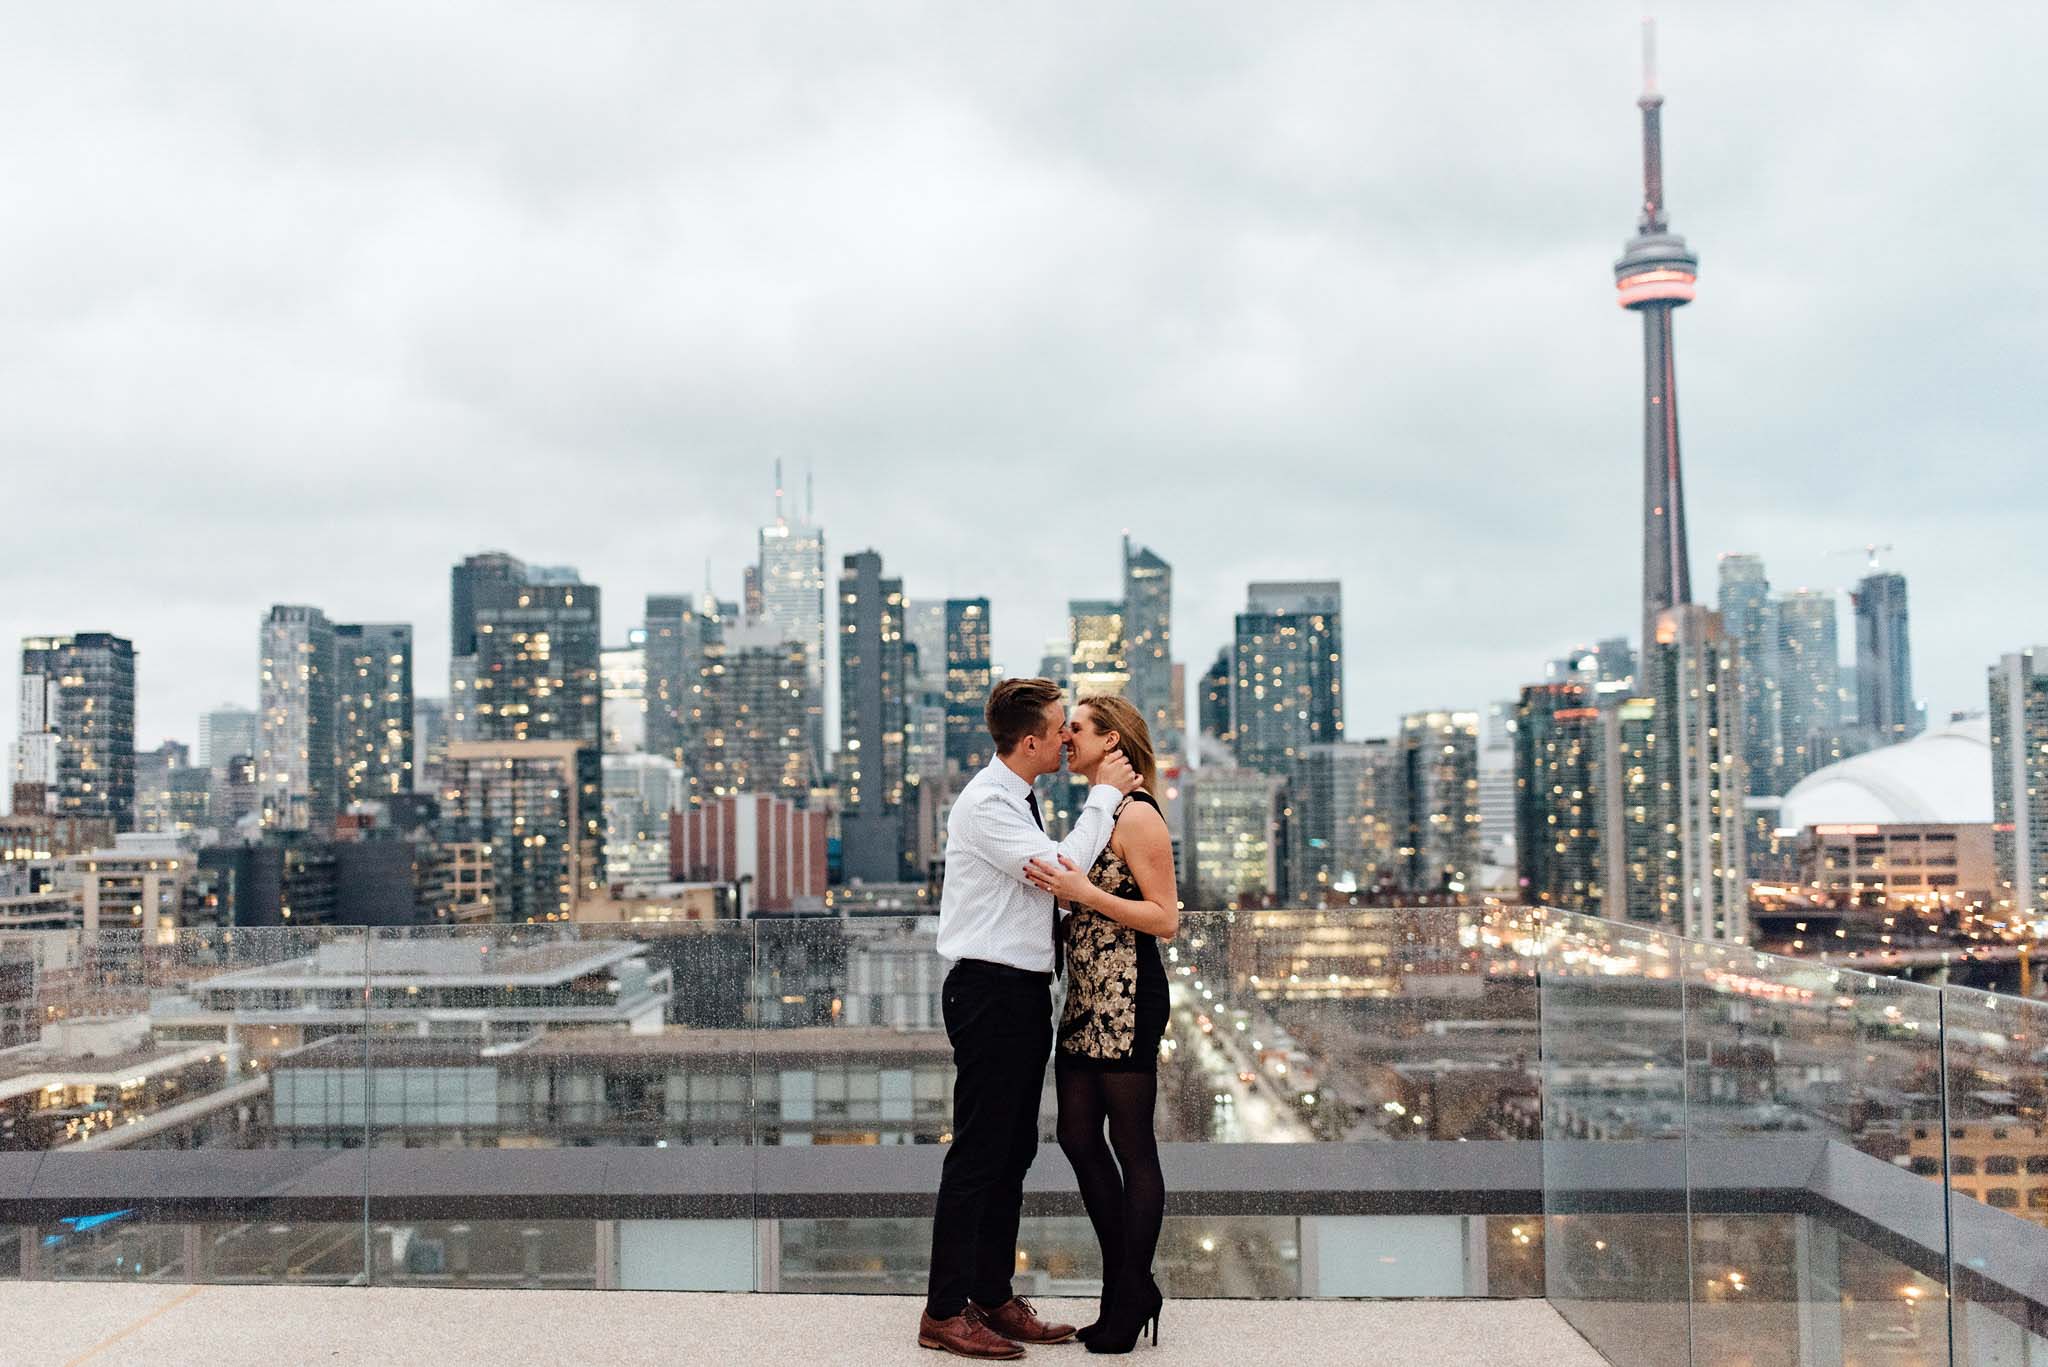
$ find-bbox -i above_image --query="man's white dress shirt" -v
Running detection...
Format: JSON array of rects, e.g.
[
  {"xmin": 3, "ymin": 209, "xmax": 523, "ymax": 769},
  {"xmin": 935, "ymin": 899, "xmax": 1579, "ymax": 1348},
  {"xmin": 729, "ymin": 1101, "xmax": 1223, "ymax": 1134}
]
[{"xmin": 935, "ymin": 757, "xmax": 1123, "ymax": 973}]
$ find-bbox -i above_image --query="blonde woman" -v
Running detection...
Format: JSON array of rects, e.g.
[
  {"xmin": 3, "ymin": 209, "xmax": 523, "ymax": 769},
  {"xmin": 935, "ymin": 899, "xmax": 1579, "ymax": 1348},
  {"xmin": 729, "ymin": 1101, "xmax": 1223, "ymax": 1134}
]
[{"xmin": 1024, "ymin": 695, "xmax": 1178, "ymax": 1354}]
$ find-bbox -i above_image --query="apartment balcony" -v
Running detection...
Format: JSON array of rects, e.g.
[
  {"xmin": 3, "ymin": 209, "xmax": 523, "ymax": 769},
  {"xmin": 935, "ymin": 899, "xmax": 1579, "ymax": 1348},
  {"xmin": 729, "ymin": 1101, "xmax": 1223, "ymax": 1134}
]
[{"xmin": 2, "ymin": 907, "xmax": 2045, "ymax": 1366}]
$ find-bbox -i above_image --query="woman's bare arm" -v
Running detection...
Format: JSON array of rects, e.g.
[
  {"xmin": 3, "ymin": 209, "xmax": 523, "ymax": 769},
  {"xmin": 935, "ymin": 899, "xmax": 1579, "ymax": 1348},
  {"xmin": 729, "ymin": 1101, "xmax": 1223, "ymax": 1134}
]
[{"xmin": 1026, "ymin": 801, "xmax": 1179, "ymax": 940}]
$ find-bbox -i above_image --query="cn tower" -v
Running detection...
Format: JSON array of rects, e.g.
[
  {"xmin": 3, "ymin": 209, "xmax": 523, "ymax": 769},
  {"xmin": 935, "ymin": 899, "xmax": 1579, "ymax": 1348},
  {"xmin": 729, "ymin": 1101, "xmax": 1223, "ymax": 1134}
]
[{"xmin": 1615, "ymin": 20, "xmax": 1699, "ymax": 658}]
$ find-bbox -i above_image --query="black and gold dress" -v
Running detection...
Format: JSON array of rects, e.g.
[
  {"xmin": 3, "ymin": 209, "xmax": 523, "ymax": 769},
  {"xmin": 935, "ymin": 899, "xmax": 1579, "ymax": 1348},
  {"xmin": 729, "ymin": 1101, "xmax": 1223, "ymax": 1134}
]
[{"xmin": 1056, "ymin": 791, "xmax": 1169, "ymax": 1073}]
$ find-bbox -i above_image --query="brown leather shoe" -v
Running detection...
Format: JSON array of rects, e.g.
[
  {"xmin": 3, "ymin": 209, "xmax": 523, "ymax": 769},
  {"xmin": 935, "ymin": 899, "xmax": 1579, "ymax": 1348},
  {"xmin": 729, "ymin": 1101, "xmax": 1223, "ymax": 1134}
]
[
  {"xmin": 918, "ymin": 1306, "xmax": 1026, "ymax": 1359},
  {"xmin": 975, "ymin": 1296, "xmax": 1076, "ymax": 1345}
]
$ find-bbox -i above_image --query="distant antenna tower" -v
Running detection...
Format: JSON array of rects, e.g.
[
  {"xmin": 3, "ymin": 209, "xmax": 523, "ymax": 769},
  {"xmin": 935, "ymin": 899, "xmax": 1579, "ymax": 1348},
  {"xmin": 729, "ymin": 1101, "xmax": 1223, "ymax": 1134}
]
[
  {"xmin": 1615, "ymin": 14, "xmax": 1701, "ymax": 656},
  {"xmin": 806, "ymin": 468, "xmax": 815, "ymax": 524},
  {"xmin": 774, "ymin": 459, "xmax": 786, "ymax": 525}
]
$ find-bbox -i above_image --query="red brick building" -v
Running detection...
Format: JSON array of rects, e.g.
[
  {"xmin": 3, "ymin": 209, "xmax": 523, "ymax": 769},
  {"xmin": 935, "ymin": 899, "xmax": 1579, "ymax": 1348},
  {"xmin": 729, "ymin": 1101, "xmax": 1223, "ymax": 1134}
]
[{"xmin": 669, "ymin": 794, "xmax": 827, "ymax": 913}]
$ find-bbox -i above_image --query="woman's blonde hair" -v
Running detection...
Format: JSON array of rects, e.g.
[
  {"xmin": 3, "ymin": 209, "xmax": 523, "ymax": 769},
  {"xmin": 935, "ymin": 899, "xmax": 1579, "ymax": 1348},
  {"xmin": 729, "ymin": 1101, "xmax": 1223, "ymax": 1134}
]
[{"xmin": 1077, "ymin": 695, "xmax": 1158, "ymax": 796}]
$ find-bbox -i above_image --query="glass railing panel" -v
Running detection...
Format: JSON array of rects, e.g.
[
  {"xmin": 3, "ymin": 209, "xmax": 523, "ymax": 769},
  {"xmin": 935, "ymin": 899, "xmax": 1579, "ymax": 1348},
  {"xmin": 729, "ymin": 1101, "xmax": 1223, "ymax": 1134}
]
[
  {"xmin": 751, "ymin": 913, "xmax": 950, "ymax": 1295},
  {"xmin": 746, "ymin": 907, "xmax": 1538, "ymax": 1301},
  {"xmin": 1540, "ymin": 910, "xmax": 1691, "ymax": 1367},
  {"xmin": 1178, "ymin": 908, "xmax": 1544, "ymax": 1142},
  {"xmin": 1206, "ymin": 906, "xmax": 1547, "ymax": 1298},
  {"xmin": 358, "ymin": 920, "xmax": 757, "ymax": 1291},
  {"xmin": 1682, "ymin": 941, "xmax": 1949, "ymax": 1366},
  {"xmin": 3, "ymin": 925, "xmax": 372, "ymax": 1285},
  {"xmin": 1121, "ymin": 908, "xmax": 1299, "ymax": 1302},
  {"xmin": 595, "ymin": 917, "xmax": 758, "ymax": 1292},
  {"xmin": 746, "ymin": 909, "xmax": 1345, "ymax": 1301},
  {"xmin": 1941, "ymin": 983, "xmax": 2048, "ymax": 1365}
]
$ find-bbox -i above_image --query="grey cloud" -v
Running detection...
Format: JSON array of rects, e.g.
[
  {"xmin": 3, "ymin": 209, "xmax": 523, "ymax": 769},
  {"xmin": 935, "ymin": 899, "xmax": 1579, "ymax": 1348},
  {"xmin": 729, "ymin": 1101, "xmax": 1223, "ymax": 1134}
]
[{"xmin": 2, "ymin": 2, "xmax": 2043, "ymax": 763}]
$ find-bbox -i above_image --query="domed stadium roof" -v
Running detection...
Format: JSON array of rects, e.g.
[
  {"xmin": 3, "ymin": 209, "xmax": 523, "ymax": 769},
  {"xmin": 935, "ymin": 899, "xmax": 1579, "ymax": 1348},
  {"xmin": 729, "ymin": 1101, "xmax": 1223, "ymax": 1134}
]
[{"xmin": 1779, "ymin": 717, "xmax": 1991, "ymax": 829}]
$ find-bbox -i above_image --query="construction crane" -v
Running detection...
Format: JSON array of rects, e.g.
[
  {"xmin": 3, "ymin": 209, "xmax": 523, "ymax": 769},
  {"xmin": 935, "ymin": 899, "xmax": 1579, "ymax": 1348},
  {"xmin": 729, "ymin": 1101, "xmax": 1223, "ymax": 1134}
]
[{"xmin": 1826, "ymin": 544, "xmax": 1894, "ymax": 572}]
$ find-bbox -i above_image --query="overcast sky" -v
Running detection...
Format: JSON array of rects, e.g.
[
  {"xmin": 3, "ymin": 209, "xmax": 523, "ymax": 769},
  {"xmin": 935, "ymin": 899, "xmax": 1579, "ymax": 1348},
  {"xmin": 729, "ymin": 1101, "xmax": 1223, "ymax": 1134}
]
[{"xmin": 3, "ymin": 2, "xmax": 2044, "ymax": 775}]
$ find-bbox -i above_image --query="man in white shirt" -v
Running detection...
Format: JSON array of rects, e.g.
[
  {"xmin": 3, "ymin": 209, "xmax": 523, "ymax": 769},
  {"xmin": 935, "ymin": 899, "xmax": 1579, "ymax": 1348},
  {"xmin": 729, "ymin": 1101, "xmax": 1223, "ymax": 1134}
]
[{"xmin": 918, "ymin": 678, "xmax": 1140, "ymax": 1359}]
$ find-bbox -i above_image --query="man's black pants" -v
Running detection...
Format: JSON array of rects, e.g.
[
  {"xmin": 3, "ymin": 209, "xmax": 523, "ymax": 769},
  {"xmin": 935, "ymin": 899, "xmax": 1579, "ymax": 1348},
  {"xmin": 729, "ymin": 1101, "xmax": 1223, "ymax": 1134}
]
[{"xmin": 925, "ymin": 958, "xmax": 1053, "ymax": 1320}]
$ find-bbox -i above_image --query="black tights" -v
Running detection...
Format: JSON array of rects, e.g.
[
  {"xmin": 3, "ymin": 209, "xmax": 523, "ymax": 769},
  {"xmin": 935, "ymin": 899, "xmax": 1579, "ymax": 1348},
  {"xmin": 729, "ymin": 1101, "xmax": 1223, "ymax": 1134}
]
[{"xmin": 1055, "ymin": 1064, "xmax": 1164, "ymax": 1310}]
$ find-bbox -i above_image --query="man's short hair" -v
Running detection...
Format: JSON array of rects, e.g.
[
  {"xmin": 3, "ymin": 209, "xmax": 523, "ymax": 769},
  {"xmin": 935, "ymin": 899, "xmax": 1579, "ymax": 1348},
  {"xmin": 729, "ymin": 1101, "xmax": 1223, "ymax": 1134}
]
[{"xmin": 986, "ymin": 678, "xmax": 1064, "ymax": 755}]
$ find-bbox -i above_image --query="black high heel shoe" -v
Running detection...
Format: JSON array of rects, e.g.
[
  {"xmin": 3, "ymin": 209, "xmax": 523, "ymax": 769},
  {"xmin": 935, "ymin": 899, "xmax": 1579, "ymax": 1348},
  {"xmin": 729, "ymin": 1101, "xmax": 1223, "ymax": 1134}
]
[
  {"xmin": 1074, "ymin": 1275, "xmax": 1121, "ymax": 1344},
  {"xmin": 1084, "ymin": 1278, "xmax": 1162, "ymax": 1354}
]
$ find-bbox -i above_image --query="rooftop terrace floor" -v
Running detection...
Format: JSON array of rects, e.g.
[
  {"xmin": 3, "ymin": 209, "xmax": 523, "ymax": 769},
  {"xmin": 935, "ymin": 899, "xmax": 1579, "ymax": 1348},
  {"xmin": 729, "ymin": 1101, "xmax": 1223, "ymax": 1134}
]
[{"xmin": 18, "ymin": 1282, "xmax": 1604, "ymax": 1366}]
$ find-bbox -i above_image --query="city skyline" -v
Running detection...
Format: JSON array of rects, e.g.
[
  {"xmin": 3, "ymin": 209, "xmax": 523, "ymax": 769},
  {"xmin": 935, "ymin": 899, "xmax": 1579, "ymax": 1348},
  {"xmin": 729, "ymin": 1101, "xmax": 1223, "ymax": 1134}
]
[
  {"xmin": 0, "ymin": 515, "xmax": 1990, "ymax": 782},
  {"xmin": 2, "ymin": 7, "xmax": 2041, "ymax": 764},
  {"xmin": 3, "ymin": 13, "xmax": 2047, "ymax": 1351}
]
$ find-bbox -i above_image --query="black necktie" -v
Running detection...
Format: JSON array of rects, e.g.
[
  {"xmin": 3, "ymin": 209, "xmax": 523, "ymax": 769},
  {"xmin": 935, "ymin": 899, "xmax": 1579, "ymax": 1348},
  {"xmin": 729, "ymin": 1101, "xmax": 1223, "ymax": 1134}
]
[{"xmin": 1028, "ymin": 788, "xmax": 1060, "ymax": 974}]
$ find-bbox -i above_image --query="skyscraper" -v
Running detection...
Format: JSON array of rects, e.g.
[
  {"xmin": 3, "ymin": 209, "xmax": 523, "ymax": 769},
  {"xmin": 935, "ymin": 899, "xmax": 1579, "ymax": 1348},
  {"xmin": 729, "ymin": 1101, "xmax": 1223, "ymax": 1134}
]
[
  {"xmin": 742, "ymin": 565, "xmax": 764, "ymax": 627},
  {"xmin": 1197, "ymin": 649, "xmax": 1232, "ymax": 749},
  {"xmin": 1168, "ymin": 662, "xmax": 1188, "ymax": 749},
  {"xmin": 1067, "ymin": 599, "xmax": 1128, "ymax": 701},
  {"xmin": 198, "ymin": 704, "xmax": 259, "ymax": 773},
  {"xmin": 412, "ymin": 697, "xmax": 448, "ymax": 798},
  {"xmin": 1548, "ymin": 638, "xmax": 1638, "ymax": 689},
  {"xmin": 214, "ymin": 754, "xmax": 260, "ymax": 833},
  {"xmin": 333, "ymin": 622, "xmax": 414, "ymax": 805},
  {"xmin": 133, "ymin": 741, "xmax": 192, "ymax": 835},
  {"xmin": 1649, "ymin": 605, "xmax": 1746, "ymax": 942},
  {"xmin": 12, "ymin": 634, "xmax": 136, "ymax": 830},
  {"xmin": 1038, "ymin": 639, "xmax": 1072, "ymax": 692},
  {"xmin": 943, "ymin": 599, "xmax": 992, "ymax": 774},
  {"xmin": 903, "ymin": 600, "xmax": 947, "ymax": 692},
  {"xmin": 447, "ymin": 654, "xmax": 480, "ymax": 745},
  {"xmin": 1478, "ymin": 699, "xmax": 1520, "ymax": 882},
  {"xmin": 259, "ymin": 606, "xmax": 337, "ymax": 833},
  {"xmin": 905, "ymin": 691, "xmax": 948, "ymax": 791},
  {"xmin": 440, "ymin": 740, "xmax": 603, "ymax": 923},
  {"xmin": 902, "ymin": 600, "xmax": 950, "ymax": 783},
  {"xmin": 1615, "ymin": 22, "xmax": 1700, "ymax": 659},
  {"xmin": 1989, "ymin": 649, "xmax": 2048, "ymax": 918},
  {"xmin": 448, "ymin": 561, "xmax": 606, "ymax": 901},
  {"xmin": 1514, "ymin": 682, "xmax": 1664, "ymax": 921},
  {"xmin": 1853, "ymin": 570, "xmax": 1920, "ymax": 744},
  {"xmin": 602, "ymin": 752, "xmax": 683, "ymax": 885},
  {"xmin": 1180, "ymin": 766, "xmax": 1283, "ymax": 908},
  {"xmin": 451, "ymin": 552, "xmax": 526, "ymax": 659},
  {"xmin": 838, "ymin": 550, "xmax": 909, "ymax": 882},
  {"xmin": 1717, "ymin": 553, "xmax": 1778, "ymax": 796},
  {"xmin": 471, "ymin": 573, "xmax": 602, "ymax": 744},
  {"xmin": 1597, "ymin": 694, "xmax": 1662, "ymax": 923},
  {"xmin": 1122, "ymin": 538, "xmax": 1176, "ymax": 754},
  {"xmin": 1772, "ymin": 588, "xmax": 1840, "ymax": 789},
  {"xmin": 1231, "ymin": 582, "xmax": 1343, "ymax": 775},
  {"xmin": 1290, "ymin": 739, "xmax": 1402, "ymax": 899},
  {"xmin": 448, "ymin": 551, "xmax": 526, "ymax": 743},
  {"xmin": 167, "ymin": 761, "xmax": 213, "ymax": 836},
  {"xmin": 601, "ymin": 636, "xmax": 648, "ymax": 755},
  {"xmin": 696, "ymin": 625, "xmax": 815, "ymax": 802},
  {"xmin": 644, "ymin": 594, "xmax": 708, "ymax": 772},
  {"xmin": 1397, "ymin": 710, "xmax": 1480, "ymax": 895},
  {"xmin": 1514, "ymin": 683, "xmax": 1603, "ymax": 910},
  {"xmin": 756, "ymin": 464, "xmax": 827, "ymax": 768}
]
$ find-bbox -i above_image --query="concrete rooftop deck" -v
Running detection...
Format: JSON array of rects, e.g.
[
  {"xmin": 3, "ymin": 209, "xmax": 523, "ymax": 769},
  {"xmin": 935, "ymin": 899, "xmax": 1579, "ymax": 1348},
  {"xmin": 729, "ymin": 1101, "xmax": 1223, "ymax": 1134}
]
[{"xmin": 18, "ymin": 1283, "xmax": 1605, "ymax": 1366}]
